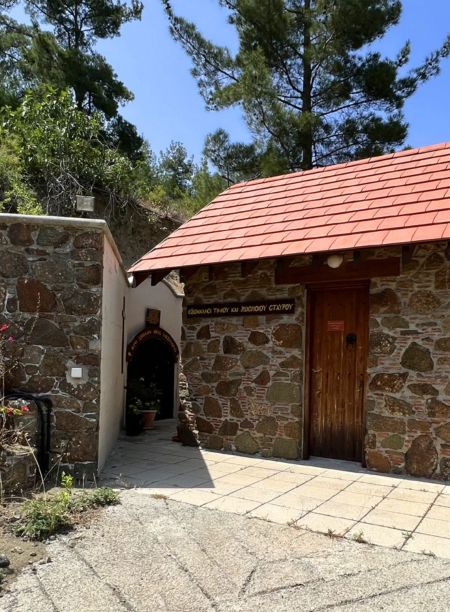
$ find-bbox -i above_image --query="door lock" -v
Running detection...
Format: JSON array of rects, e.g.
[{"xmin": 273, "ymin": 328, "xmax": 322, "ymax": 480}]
[{"xmin": 346, "ymin": 332, "xmax": 357, "ymax": 346}]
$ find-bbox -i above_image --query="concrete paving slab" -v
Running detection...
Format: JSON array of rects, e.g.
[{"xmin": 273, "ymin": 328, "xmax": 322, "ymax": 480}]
[
  {"xmin": 297, "ymin": 512, "xmax": 356, "ymax": 535},
  {"xmin": 398, "ymin": 479, "xmax": 445, "ymax": 493},
  {"xmin": 230, "ymin": 485, "xmax": 284, "ymax": 504},
  {"xmin": 387, "ymin": 488, "xmax": 437, "ymax": 504},
  {"xmin": 290, "ymin": 483, "xmax": 338, "ymax": 500},
  {"xmin": 404, "ymin": 532, "xmax": 450, "ymax": 559},
  {"xmin": 347, "ymin": 523, "xmax": 409, "ymax": 548},
  {"xmin": 98, "ymin": 423, "xmax": 450, "ymax": 563},
  {"xmin": 425, "ymin": 504, "xmax": 450, "ymax": 521},
  {"xmin": 435, "ymin": 493, "xmax": 450, "ymax": 507},
  {"xmin": 377, "ymin": 497, "xmax": 432, "ymax": 517},
  {"xmin": 331, "ymin": 491, "xmax": 384, "ymax": 508},
  {"xmin": 248, "ymin": 502, "xmax": 304, "ymax": 524},
  {"xmin": 203, "ymin": 495, "xmax": 261, "ymax": 514},
  {"xmin": 308, "ymin": 476, "xmax": 350, "ymax": 491},
  {"xmin": 313, "ymin": 499, "xmax": 371, "ymax": 521},
  {"xmin": 344, "ymin": 480, "xmax": 395, "ymax": 497},
  {"xmin": 169, "ymin": 488, "xmax": 224, "ymax": 506},
  {"xmin": 271, "ymin": 491, "xmax": 323, "ymax": 512},
  {"xmin": 416, "ymin": 517, "xmax": 450, "ymax": 539},
  {"xmin": 362, "ymin": 508, "xmax": 422, "ymax": 531}
]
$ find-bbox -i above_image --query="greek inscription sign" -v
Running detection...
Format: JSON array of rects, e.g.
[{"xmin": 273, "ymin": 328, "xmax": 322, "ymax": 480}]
[{"xmin": 186, "ymin": 299, "xmax": 295, "ymax": 318}]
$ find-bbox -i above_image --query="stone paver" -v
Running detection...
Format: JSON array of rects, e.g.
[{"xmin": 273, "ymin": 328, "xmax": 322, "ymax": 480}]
[{"xmin": 99, "ymin": 421, "xmax": 450, "ymax": 560}]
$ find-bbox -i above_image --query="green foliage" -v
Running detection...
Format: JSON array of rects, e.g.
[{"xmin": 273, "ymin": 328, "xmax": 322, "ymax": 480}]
[
  {"xmin": 164, "ymin": 0, "xmax": 450, "ymax": 174},
  {"xmin": 0, "ymin": 1, "xmax": 224, "ymax": 221},
  {"xmin": 87, "ymin": 487, "xmax": 120, "ymax": 507},
  {"xmin": 24, "ymin": 0, "xmax": 142, "ymax": 118},
  {"xmin": 15, "ymin": 472, "xmax": 120, "ymax": 540},
  {"xmin": 25, "ymin": 0, "xmax": 143, "ymax": 52},
  {"xmin": 0, "ymin": 6, "xmax": 34, "ymax": 107},
  {"xmin": 158, "ymin": 141, "xmax": 194, "ymax": 198},
  {"xmin": 188, "ymin": 159, "xmax": 227, "ymax": 210},
  {"xmin": 148, "ymin": 143, "xmax": 226, "ymax": 217},
  {"xmin": 60, "ymin": 471, "xmax": 73, "ymax": 490},
  {"xmin": 0, "ymin": 87, "xmax": 141, "ymax": 216},
  {"xmin": 0, "ymin": 139, "xmax": 40, "ymax": 214},
  {"xmin": 15, "ymin": 495, "xmax": 72, "ymax": 540},
  {"xmin": 0, "ymin": 0, "xmax": 143, "ymax": 157},
  {"xmin": 203, "ymin": 129, "xmax": 259, "ymax": 184}
]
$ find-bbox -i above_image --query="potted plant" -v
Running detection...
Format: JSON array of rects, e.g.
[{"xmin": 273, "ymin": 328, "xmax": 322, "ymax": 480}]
[
  {"xmin": 126, "ymin": 377, "xmax": 162, "ymax": 431},
  {"xmin": 139, "ymin": 395, "xmax": 161, "ymax": 430},
  {"xmin": 125, "ymin": 402, "xmax": 144, "ymax": 436}
]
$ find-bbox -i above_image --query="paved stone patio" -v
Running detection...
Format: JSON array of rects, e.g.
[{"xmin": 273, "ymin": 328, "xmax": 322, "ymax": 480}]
[{"xmin": 101, "ymin": 421, "xmax": 450, "ymax": 559}]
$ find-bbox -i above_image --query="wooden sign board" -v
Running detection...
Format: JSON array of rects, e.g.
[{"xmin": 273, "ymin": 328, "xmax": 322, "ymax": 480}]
[
  {"xmin": 327, "ymin": 320, "xmax": 345, "ymax": 332},
  {"xmin": 127, "ymin": 327, "xmax": 179, "ymax": 362},
  {"xmin": 146, "ymin": 308, "xmax": 161, "ymax": 327},
  {"xmin": 187, "ymin": 299, "xmax": 295, "ymax": 319}
]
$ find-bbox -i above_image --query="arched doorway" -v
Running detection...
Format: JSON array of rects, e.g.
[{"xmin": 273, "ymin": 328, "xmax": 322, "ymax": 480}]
[{"xmin": 126, "ymin": 328, "xmax": 178, "ymax": 420}]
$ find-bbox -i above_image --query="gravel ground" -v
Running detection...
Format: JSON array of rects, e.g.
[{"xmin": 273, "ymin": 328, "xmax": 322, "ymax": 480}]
[{"xmin": 2, "ymin": 489, "xmax": 450, "ymax": 611}]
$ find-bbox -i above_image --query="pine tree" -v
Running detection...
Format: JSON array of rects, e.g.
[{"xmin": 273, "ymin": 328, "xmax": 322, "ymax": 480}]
[
  {"xmin": 0, "ymin": 2, "xmax": 35, "ymax": 106},
  {"xmin": 24, "ymin": 0, "xmax": 143, "ymax": 118},
  {"xmin": 164, "ymin": 0, "xmax": 450, "ymax": 174}
]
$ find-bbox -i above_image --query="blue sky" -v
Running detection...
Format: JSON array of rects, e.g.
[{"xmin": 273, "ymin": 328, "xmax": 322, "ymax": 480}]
[
  {"xmin": 95, "ymin": 0, "xmax": 450, "ymax": 162},
  {"xmin": 22, "ymin": 0, "xmax": 450, "ymax": 162}
]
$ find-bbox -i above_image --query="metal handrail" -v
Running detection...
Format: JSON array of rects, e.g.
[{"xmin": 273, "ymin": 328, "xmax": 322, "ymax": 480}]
[{"xmin": 3, "ymin": 392, "xmax": 53, "ymax": 474}]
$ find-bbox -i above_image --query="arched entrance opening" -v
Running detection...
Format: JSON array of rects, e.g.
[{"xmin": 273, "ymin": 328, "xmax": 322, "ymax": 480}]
[{"xmin": 126, "ymin": 328, "xmax": 179, "ymax": 420}]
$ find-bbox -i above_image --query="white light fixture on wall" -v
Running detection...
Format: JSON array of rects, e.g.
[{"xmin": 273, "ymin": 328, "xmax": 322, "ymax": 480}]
[{"xmin": 327, "ymin": 253, "xmax": 344, "ymax": 269}]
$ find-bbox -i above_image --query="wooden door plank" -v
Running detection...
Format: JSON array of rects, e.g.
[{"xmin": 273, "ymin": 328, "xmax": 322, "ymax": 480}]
[{"xmin": 307, "ymin": 283, "xmax": 369, "ymax": 462}]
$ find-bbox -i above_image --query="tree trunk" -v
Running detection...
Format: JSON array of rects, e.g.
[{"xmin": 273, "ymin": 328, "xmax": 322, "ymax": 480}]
[{"xmin": 301, "ymin": 0, "xmax": 313, "ymax": 170}]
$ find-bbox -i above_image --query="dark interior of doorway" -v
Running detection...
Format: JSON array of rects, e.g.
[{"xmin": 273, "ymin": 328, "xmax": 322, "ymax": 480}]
[{"xmin": 127, "ymin": 337, "xmax": 175, "ymax": 420}]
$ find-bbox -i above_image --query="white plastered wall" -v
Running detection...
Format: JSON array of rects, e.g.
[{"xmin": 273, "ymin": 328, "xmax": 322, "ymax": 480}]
[
  {"xmin": 127, "ymin": 277, "xmax": 183, "ymax": 346},
  {"xmin": 98, "ymin": 235, "xmax": 128, "ymax": 470},
  {"xmin": 126, "ymin": 276, "xmax": 183, "ymax": 416}
]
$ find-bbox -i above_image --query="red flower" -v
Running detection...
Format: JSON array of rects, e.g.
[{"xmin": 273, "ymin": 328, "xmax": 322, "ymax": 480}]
[
  {"xmin": 7, "ymin": 336, "xmax": 14, "ymax": 342},
  {"xmin": 0, "ymin": 323, "xmax": 9, "ymax": 332},
  {"xmin": 20, "ymin": 405, "xmax": 30, "ymax": 412}
]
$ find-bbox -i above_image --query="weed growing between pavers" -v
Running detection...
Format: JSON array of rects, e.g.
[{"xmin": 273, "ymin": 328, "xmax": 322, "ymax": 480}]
[{"xmin": 352, "ymin": 530, "xmax": 368, "ymax": 544}]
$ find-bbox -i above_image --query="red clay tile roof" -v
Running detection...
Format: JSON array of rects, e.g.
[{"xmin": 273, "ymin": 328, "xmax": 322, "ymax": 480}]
[{"xmin": 129, "ymin": 142, "xmax": 450, "ymax": 275}]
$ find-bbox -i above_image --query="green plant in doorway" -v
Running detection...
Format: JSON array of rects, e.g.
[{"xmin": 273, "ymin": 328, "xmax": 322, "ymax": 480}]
[{"xmin": 127, "ymin": 376, "xmax": 163, "ymax": 429}]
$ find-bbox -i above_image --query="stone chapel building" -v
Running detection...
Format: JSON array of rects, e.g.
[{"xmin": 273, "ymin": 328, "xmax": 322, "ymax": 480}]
[{"xmin": 129, "ymin": 142, "xmax": 450, "ymax": 480}]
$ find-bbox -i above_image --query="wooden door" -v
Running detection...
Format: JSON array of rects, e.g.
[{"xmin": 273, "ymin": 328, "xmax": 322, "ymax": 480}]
[{"xmin": 307, "ymin": 283, "xmax": 369, "ymax": 462}]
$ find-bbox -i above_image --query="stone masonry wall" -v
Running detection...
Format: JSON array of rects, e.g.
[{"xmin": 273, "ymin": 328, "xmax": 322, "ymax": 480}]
[
  {"xmin": 367, "ymin": 242, "xmax": 450, "ymax": 479},
  {"xmin": 182, "ymin": 259, "xmax": 305, "ymax": 459},
  {"xmin": 0, "ymin": 218, "xmax": 104, "ymax": 475},
  {"xmin": 184, "ymin": 243, "xmax": 450, "ymax": 478}
]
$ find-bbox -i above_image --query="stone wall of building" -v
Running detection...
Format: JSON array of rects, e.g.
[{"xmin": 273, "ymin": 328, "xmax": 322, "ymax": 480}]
[
  {"xmin": 183, "ymin": 242, "xmax": 450, "ymax": 479},
  {"xmin": 0, "ymin": 217, "xmax": 105, "ymax": 476},
  {"xmin": 182, "ymin": 259, "xmax": 305, "ymax": 459},
  {"xmin": 367, "ymin": 242, "xmax": 450, "ymax": 479}
]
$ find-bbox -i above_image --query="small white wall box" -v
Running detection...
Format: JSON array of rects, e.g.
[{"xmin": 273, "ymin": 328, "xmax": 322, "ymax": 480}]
[
  {"xmin": 70, "ymin": 367, "xmax": 83, "ymax": 379},
  {"xmin": 76, "ymin": 195, "xmax": 95, "ymax": 212}
]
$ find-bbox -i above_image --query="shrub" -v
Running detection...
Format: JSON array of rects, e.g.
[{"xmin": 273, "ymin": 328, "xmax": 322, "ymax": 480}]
[
  {"xmin": 88, "ymin": 487, "xmax": 120, "ymax": 507},
  {"xmin": 14, "ymin": 472, "xmax": 120, "ymax": 540},
  {"xmin": 15, "ymin": 495, "xmax": 72, "ymax": 540}
]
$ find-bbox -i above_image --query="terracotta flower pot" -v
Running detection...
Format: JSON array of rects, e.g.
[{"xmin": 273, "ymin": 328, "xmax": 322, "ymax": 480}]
[{"xmin": 141, "ymin": 410, "xmax": 157, "ymax": 430}]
